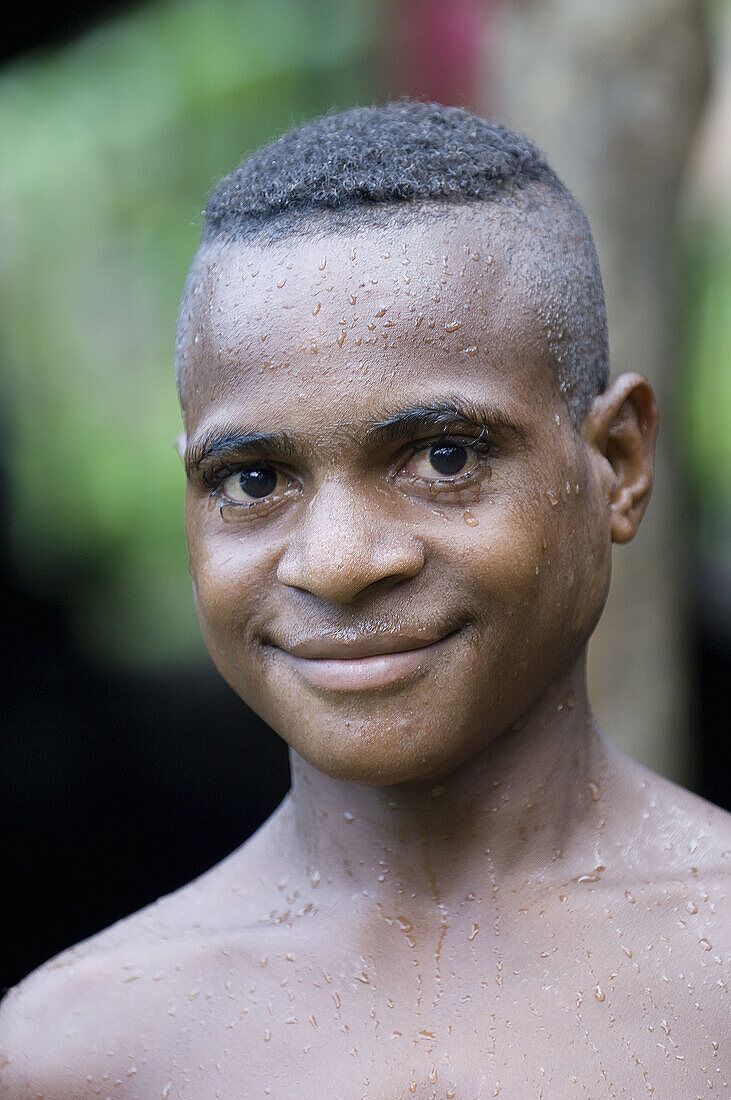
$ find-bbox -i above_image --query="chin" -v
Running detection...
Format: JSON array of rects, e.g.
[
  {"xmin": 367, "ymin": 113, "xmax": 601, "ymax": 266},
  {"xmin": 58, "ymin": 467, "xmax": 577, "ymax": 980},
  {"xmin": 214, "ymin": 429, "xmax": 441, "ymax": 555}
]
[{"xmin": 285, "ymin": 715, "xmax": 482, "ymax": 786}]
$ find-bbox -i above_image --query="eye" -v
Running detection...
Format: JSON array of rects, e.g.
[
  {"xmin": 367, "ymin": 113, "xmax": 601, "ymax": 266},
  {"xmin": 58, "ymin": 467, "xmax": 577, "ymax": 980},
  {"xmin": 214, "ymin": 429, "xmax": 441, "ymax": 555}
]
[
  {"xmin": 405, "ymin": 440, "xmax": 482, "ymax": 481},
  {"xmin": 220, "ymin": 464, "xmax": 280, "ymax": 501}
]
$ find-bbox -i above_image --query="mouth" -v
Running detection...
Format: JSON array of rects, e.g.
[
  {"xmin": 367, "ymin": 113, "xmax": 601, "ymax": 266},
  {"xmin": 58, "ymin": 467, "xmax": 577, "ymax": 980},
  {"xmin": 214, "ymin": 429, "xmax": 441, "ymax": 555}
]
[{"xmin": 269, "ymin": 629, "xmax": 461, "ymax": 692}]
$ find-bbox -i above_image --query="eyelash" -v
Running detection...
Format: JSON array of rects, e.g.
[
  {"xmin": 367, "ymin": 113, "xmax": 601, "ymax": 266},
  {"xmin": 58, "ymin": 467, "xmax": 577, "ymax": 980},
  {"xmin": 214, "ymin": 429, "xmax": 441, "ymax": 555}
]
[
  {"xmin": 203, "ymin": 424, "xmax": 494, "ymax": 515},
  {"xmin": 400, "ymin": 431, "xmax": 492, "ymax": 490}
]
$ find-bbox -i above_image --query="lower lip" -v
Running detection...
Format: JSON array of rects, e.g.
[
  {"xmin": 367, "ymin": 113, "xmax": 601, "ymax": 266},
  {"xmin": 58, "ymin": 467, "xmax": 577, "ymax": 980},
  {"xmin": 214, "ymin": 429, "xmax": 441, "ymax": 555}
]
[{"xmin": 278, "ymin": 639, "xmax": 452, "ymax": 691}]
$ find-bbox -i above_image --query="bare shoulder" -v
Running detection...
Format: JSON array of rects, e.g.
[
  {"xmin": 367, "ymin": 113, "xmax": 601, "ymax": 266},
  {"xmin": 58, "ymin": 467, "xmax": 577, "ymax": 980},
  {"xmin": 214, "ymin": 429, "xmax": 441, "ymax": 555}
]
[
  {"xmin": 0, "ymin": 841, "xmax": 268, "ymax": 1098},
  {"xmin": 603, "ymin": 742, "xmax": 731, "ymax": 918},
  {"xmin": 607, "ymin": 743, "xmax": 731, "ymax": 876},
  {"xmin": 598, "ymin": 742, "xmax": 730, "ymax": 1009}
]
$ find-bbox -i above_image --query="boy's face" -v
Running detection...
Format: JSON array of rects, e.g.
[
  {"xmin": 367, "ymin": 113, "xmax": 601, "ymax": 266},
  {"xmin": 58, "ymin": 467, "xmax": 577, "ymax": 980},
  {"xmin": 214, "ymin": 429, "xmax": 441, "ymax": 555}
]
[{"xmin": 178, "ymin": 209, "xmax": 612, "ymax": 784}]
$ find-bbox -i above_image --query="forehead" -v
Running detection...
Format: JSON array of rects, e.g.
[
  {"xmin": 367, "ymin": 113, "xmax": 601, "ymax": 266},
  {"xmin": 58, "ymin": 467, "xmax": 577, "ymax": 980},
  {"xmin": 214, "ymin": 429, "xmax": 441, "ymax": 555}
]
[{"xmin": 177, "ymin": 208, "xmax": 562, "ymax": 436}]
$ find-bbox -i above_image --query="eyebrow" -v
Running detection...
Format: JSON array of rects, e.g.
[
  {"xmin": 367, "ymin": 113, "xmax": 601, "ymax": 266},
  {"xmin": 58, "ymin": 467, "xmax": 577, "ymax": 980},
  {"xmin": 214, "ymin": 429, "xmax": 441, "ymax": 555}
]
[
  {"xmin": 186, "ymin": 398, "xmax": 519, "ymax": 474},
  {"xmin": 364, "ymin": 398, "xmax": 510, "ymax": 448},
  {"xmin": 185, "ymin": 428, "xmax": 298, "ymax": 475}
]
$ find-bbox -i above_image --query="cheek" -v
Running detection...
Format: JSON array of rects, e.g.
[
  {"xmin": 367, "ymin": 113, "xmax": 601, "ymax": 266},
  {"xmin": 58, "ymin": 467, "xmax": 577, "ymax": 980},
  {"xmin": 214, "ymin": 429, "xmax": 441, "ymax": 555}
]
[
  {"xmin": 457, "ymin": 485, "xmax": 606, "ymax": 646},
  {"xmin": 528, "ymin": 490, "xmax": 610, "ymax": 645},
  {"xmin": 449, "ymin": 497, "xmax": 547, "ymax": 610},
  {"xmin": 186, "ymin": 506, "xmax": 270, "ymax": 646}
]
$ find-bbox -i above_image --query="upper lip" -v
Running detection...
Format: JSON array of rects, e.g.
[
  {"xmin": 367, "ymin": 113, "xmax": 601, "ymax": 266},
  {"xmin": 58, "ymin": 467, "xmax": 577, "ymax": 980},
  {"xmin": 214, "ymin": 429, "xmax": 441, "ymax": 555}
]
[{"xmin": 275, "ymin": 631, "xmax": 455, "ymax": 660}]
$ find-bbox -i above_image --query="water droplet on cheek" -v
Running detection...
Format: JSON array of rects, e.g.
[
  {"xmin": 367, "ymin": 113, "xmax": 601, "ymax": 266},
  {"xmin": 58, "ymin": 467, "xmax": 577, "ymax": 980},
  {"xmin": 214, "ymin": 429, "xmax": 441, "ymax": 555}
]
[
  {"xmin": 463, "ymin": 510, "xmax": 479, "ymax": 527},
  {"xmin": 546, "ymin": 490, "xmax": 559, "ymax": 506}
]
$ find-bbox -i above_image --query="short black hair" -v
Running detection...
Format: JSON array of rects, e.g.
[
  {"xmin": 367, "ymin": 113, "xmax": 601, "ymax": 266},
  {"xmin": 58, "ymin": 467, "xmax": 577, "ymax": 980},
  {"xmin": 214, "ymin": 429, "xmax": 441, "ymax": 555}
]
[
  {"xmin": 203, "ymin": 101, "xmax": 564, "ymax": 240},
  {"xmin": 188, "ymin": 101, "xmax": 609, "ymax": 424}
]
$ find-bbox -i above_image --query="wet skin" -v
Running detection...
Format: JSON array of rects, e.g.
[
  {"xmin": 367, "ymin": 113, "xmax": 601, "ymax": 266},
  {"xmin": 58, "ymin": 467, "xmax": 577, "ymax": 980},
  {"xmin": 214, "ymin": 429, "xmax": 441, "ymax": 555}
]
[
  {"xmin": 180, "ymin": 209, "xmax": 615, "ymax": 785},
  {"xmin": 1, "ymin": 208, "xmax": 728, "ymax": 1099}
]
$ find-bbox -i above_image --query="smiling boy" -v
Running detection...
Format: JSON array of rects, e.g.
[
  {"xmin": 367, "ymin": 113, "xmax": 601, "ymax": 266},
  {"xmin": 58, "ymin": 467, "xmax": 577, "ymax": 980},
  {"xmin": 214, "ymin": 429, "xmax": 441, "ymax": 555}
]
[{"xmin": 1, "ymin": 102, "xmax": 729, "ymax": 1098}]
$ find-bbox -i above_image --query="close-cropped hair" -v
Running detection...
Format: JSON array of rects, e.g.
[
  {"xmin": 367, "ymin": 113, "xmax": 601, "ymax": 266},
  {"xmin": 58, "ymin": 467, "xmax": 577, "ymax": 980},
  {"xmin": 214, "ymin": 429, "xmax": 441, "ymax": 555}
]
[{"xmin": 182, "ymin": 101, "xmax": 609, "ymax": 426}]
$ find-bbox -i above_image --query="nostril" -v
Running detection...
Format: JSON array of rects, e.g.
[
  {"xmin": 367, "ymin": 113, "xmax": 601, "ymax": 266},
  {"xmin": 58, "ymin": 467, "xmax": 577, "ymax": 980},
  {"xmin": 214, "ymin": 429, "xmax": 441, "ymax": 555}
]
[{"xmin": 277, "ymin": 533, "xmax": 425, "ymax": 604}]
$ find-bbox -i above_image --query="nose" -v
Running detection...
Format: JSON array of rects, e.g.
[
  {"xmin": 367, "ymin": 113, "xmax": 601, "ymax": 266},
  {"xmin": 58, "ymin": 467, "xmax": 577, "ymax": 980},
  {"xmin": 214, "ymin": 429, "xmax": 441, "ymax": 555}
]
[{"xmin": 276, "ymin": 479, "xmax": 425, "ymax": 604}]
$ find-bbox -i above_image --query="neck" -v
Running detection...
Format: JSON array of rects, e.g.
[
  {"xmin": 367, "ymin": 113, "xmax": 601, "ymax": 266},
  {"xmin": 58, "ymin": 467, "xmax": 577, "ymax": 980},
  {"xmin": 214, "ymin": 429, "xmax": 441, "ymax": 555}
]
[{"xmin": 271, "ymin": 656, "xmax": 611, "ymax": 910}]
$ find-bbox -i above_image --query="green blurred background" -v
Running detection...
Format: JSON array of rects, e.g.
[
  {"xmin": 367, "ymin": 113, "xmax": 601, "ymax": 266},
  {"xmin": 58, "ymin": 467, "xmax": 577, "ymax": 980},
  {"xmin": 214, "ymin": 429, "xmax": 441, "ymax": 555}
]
[
  {"xmin": 1, "ymin": 0, "xmax": 382, "ymax": 667},
  {"xmin": 1, "ymin": 0, "xmax": 729, "ymax": 990}
]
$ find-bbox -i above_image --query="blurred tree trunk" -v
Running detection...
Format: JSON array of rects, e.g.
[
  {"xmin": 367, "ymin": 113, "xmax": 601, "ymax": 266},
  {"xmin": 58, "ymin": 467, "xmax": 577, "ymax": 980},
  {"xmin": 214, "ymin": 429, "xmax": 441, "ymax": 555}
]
[{"xmin": 477, "ymin": 0, "xmax": 709, "ymax": 783}]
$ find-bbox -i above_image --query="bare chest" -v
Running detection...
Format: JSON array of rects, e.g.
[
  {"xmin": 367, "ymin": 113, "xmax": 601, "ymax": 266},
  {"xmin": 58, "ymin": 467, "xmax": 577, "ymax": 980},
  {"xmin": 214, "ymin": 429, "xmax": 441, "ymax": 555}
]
[{"xmin": 134, "ymin": 915, "xmax": 725, "ymax": 1099}]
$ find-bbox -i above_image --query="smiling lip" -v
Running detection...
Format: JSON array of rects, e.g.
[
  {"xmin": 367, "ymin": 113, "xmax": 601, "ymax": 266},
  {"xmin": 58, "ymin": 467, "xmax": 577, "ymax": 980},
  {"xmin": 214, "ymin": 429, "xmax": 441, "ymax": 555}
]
[{"xmin": 273, "ymin": 632, "xmax": 457, "ymax": 691}]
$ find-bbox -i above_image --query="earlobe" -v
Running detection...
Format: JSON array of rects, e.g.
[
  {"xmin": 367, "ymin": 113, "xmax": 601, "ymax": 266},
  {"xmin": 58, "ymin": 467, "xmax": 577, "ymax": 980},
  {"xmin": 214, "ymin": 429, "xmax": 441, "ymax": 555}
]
[{"xmin": 584, "ymin": 373, "xmax": 659, "ymax": 544}]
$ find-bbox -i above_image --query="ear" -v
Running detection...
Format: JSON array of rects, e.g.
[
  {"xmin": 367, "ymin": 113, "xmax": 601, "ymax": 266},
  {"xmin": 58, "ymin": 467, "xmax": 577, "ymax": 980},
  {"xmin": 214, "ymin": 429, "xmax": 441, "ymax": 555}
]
[
  {"xmin": 583, "ymin": 372, "xmax": 659, "ymax": 544},
  {"xmin": 174, "ymin": 432, "xmax": 187, "ymax": 462}
]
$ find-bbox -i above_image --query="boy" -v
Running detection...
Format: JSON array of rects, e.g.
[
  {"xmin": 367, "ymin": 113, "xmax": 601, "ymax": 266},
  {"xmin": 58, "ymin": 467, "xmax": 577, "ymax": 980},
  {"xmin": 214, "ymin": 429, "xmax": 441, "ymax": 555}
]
[{"xmin": 1, "ymin": 101, "xmax": 728, "ymax": 1098}]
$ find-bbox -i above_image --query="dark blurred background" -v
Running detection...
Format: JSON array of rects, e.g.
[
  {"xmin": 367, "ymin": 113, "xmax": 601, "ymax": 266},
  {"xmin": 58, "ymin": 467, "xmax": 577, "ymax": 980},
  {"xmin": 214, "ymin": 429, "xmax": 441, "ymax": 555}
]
[{"xmin": 1, "ymin": 0, "xmax": 729, "ymax": 993}]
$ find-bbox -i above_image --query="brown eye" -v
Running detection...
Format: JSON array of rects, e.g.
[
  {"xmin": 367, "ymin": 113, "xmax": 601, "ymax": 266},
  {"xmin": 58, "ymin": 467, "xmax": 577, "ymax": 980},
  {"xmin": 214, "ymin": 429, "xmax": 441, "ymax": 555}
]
[
  {"xmin": 427, "ymin": 443, "xmax": 469, "ymax": 476},
  {"xmin": 406, "ymin": 441, "xmax": 481, "ymax": 481},
  {"xmin": 221, "ymin": 465, "xmax": 279, "ymax": 501}
]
